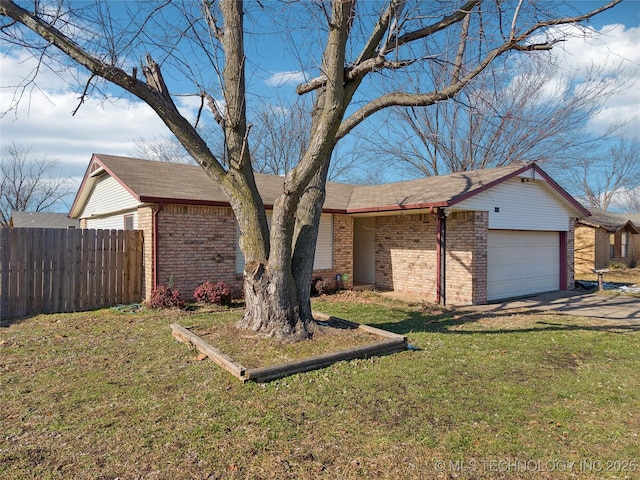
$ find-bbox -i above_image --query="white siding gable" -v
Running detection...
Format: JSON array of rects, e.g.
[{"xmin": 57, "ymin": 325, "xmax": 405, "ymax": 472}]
[
  {"xmin": 79, "ymin": 175, "xmax": 142, "ymax": 230},
  {"xmin": 79, "ymin": 175, "xmax": 141, "ymax": 218},
  {"xmin": 85, "ymin": 212, "xmax": 138, "ymax": 230},
  {"xmin": 454, "ymin": 178, "xmax": 574, "ymax": 231}
]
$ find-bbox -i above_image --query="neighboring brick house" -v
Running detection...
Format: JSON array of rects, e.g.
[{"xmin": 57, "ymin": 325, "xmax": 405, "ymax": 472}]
[
  {"xmin": 70, "ymin": 154, "xmax": 589, "ymax": 305},
  {"xmin": 575, "ymin": 209, "xmax": 640, "ymax": 274}
]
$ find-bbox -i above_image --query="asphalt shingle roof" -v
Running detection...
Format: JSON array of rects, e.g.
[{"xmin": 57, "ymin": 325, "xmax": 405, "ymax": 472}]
[
  {"xmin": 71, "ymin": 154, "xmax": 586, "ymax": 217},
  {"xmin": 579, "ymin": 208, "xmax": 640, "ymax": 233},
  {"xmin": 92, "ymin": 154, "xmax": 354, "ymax": 211},
  {"xmin": 10, "ymin": 211, "xmax": 79, "ymax": 228},
  {"xmin": 346, "ymin": 164, "xmax": 526, "ymax": 211}
]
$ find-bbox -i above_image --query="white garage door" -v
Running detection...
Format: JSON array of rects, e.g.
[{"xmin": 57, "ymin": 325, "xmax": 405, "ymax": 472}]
[{"xmin": 487, "ymin": 230, "xmax": 560, "ymax": 301}]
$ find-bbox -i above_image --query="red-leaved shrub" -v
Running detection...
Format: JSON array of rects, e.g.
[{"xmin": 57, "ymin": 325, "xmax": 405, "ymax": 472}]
[
  {"xmin": 194, "ymin": 281, "xmax": 232, "ymax": 306},
  {"xmin": 147, "ymin": 285, "xmax": 185, "ymax": 309}
]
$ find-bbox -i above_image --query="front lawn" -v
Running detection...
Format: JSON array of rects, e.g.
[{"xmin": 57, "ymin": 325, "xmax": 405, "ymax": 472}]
[{"xmin": 1, "ymin": 293, "xmax": 638, "ymax": 479}]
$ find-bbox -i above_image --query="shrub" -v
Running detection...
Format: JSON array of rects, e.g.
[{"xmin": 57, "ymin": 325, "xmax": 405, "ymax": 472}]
[
  {"xmin": 608, "ymin": 261, "xmax": 627, "ymax": 270},
  {"xmin": 311, "ymin": 277, "xmax": 337, "ymax": 296},
  {"xmin": 147, "ymin": 285, "xmax": 185, "ymax": 309},
  {"xmin": 194, "ymin": 281, "xmax": 232, "ymax": 306}
]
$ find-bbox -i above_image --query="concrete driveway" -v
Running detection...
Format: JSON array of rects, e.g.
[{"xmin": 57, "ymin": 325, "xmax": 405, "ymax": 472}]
[{"xmin": 463, "ymin": 290, "xmax": 640, "ymax": 321}]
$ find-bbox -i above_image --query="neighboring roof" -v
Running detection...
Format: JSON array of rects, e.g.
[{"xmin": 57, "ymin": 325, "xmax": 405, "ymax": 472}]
[
  {"xmin": 70, "ymin": 154, "xmax": 590, "ymax": 218},
  {"xmin": 578, "ymin": 208, "xmax": 640, "ymax": 234},
  {"xmin": 10, "ymin": 211, "xmax": 79, "ymax": 229}
]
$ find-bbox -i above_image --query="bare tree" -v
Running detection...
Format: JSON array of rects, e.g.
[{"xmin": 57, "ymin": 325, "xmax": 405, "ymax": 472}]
[
  {"xmin": 0, "ymin": 0, "xmax": 621, "ymax": 339},
  {"xmin": 131, "ymin": 135, "xmax": 196, "ymax": 165},
  {"xmin": 358, "ymin": 58, "xmax": 629, "ymax": 178},
  {"xmin": 570, "ymin": 139, "xmax": 640, "ymax": 211},
  {"xmin": 613, "ymin": 187, "xmax": 640, "ymax": 213},
  {"xmin": 250, "ymin": 96, "xmax": 310, "ymax": 177},
  {"xmin": 0, "ymin": 143, "xmax": 73, "ymax": 227},
  {"xmin": 132, "ymin": 97, "xmax": 362, "ymax": 182}
]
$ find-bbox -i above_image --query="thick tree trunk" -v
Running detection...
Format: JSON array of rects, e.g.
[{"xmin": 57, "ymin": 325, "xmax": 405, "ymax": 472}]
[
  {"xmin": 236, "ymin": 155, "xmax": 330, "ymax": 340},
  {"xmin": 292, "ymin": 158, "xmax": 330, "ymax": 321},
  {"xmin": 236, "ymin": 191, "xmax": 316, "ymax": 340},
  {"xmin": 235, "ymin": 0, "xmax": 351, "ymax": 341},
  {"xmin": 238, "ymin": 260, "xmax": 311, "ymax": 341}
]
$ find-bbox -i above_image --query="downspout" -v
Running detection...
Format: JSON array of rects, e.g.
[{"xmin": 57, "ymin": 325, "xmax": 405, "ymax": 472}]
[
  {"xmin": 152, "ymin": 203, "xmax": 164, "ymax": 290},
  {"xmin": 436, "ymin": 208, "xmax": 447, "ymax": 305}
]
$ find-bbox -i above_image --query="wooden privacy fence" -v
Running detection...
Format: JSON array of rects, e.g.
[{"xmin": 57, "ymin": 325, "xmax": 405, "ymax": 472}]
[{"xmin": 1, "ymin": 228, "xmax": 143, "ymax": 321}]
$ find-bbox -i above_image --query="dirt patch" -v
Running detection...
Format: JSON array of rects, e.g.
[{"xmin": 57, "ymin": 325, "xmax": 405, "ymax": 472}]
[
  {"xmin": 190, "ymin": 317, "xmax": 389, "ymax": 371},
  {"xmin": 544, "ymin": 350, "xmax": 592, "ymax": 371}
]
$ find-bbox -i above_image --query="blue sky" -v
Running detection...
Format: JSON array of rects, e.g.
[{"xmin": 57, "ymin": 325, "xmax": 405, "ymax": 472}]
[{"xmin": 0, "ymin": 0, "xmax": 638, "ymax": 211}]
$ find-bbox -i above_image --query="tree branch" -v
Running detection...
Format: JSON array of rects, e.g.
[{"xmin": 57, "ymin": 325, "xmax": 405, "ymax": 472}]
[
  {"xmin": 451, "ymin": 7, "xmax": 473, "ymax": 85},
  {"xmin": 391, "ymin": 0, "xmax": 481, "ymax": 50},
  {"xmin": 201, "ymin": 0, "xmax": 224, "ymax": 41},
  {"xmin": 72, "ymin": 73, "xmax": 96, "ymax": 116},
  {"xmin": 335, "ymin": 0, "xmax": 623, "ymax": 139},
  {"xmin": 336, "ymin": 43, "xmax": 506, "ymax": 140},
  {"xmin": 0, "ymin": 0, "xmax": 229, "ymax": 183},
  {"xmin": 297, "ymin": 0, "xmax": 481, "ymax": 96},
  {"xmin": 141, "ymin": 54, "xmax": 173, "ymax": 102}
]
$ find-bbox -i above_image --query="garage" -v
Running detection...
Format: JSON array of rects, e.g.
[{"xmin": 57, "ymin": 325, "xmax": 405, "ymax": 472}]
[{"xmin": 487, "ymin": 230, "xmax": 560, "ymax": 301}]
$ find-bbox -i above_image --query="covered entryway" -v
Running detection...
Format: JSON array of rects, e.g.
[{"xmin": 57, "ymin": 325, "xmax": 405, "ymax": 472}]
[{"xmin": 487, "ymin": 230, "xmax": 560, "ymax": 301}]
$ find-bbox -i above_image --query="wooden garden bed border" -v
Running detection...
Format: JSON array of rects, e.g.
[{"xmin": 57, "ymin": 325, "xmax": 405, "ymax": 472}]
[{"xmin": 170, "ymin": 313, "xmax": 407, "ymax": 383}]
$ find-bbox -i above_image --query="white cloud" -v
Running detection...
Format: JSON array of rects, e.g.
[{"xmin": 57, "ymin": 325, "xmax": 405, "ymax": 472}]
[
  {"xmin": 264, "ymin": 71, "xmax": 306, "ymax": 87},
  {"xmin": 1, "ymin": 50, "xmax": 177, "ymax": 181},
  {"xmin": 550, "ymin": 23, "xmax": 640, "ymax": 138}
]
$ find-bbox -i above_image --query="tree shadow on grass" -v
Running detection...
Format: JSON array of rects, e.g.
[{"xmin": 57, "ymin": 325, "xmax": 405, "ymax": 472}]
[
  {"xmin": 0, "ymin": 313, "xmax": 39, "ymax": 328},
  {"xmin": 373, "ymin": 307, "xmax": 640, "ymax": 336}
]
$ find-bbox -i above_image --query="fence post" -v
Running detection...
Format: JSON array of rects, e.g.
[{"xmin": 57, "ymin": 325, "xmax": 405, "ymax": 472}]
[{"xmin": 0, "ymin": 229, "xmax": 8, "ymax": 325}]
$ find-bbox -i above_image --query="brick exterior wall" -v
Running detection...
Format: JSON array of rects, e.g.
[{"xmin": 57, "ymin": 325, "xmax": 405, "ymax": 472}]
[
  {"xmin": 136, "ymin": 206, "xmax": 352, "ymax": 300},
  {"xmin": 134, "ymin": 203, "xmax": 577, "ymax": 304},
  {"xmin": 471, "ymin": 212, "xmax": 488, "ymax": 304},
  {"xmin": 608, "ymin": 230, "xmax": 639, "ymax": 268},
  {"xmin": 317, "ymin": 214, "xmax": 353, "ymax": 290},
  {"xmin": 445, "ymin": 212, "xmax": 474, "ymax": 304},
  {"xmin": 372, "ymin": 212, "xmax": 486, "ymax": 305},
  {"xmin": 594, "ymin": 229, "xmax": 611, "ymax": 269},
  {"xmin": 137, "ymin": 206, "xmax": 153, "ymax": 299},
  {"xmin": 155, "ymin": 204, "xmax": 241, "ymax": 300},
  {"xmin": 445, "ymin": 211, "xmax": 488, "ymax": 305},
  {"xmin": 574, "ymin": 223, "xmax": 639, "ymax": 273},
  {"xmin": 376, "ymin": 212, "xmax": 488, "ymax": 305},
  {"xmin": 631, "ymin": 234, "xmax": 640, "ymax": 267},
  {"xmin": 375, "ymin": 214, "xmax": 438, "ymax": 300}
]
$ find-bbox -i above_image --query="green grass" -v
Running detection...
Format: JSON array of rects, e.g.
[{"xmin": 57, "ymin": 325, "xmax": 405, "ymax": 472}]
[{"xmin": 1, "ymin": 293, "xmax": 639, "ymax": 479}]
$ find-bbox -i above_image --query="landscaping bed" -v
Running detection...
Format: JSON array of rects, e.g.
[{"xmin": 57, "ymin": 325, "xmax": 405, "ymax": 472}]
[{"xmin": 172, "ymin": 314, "xmax": 407, "ymax": 382}]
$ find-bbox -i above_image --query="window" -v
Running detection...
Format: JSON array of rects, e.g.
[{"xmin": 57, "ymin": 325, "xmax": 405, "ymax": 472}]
[
  {"xmin": 622, "ymin": 231, "xmax": 628, "ymax": 258},
  {"xmin": 609, "ymin": 233, "xmax": 615, "ymax": 258},
  {"xmin": 124, "ymin": 214, "xmax": 134, "ymax": 230}
]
